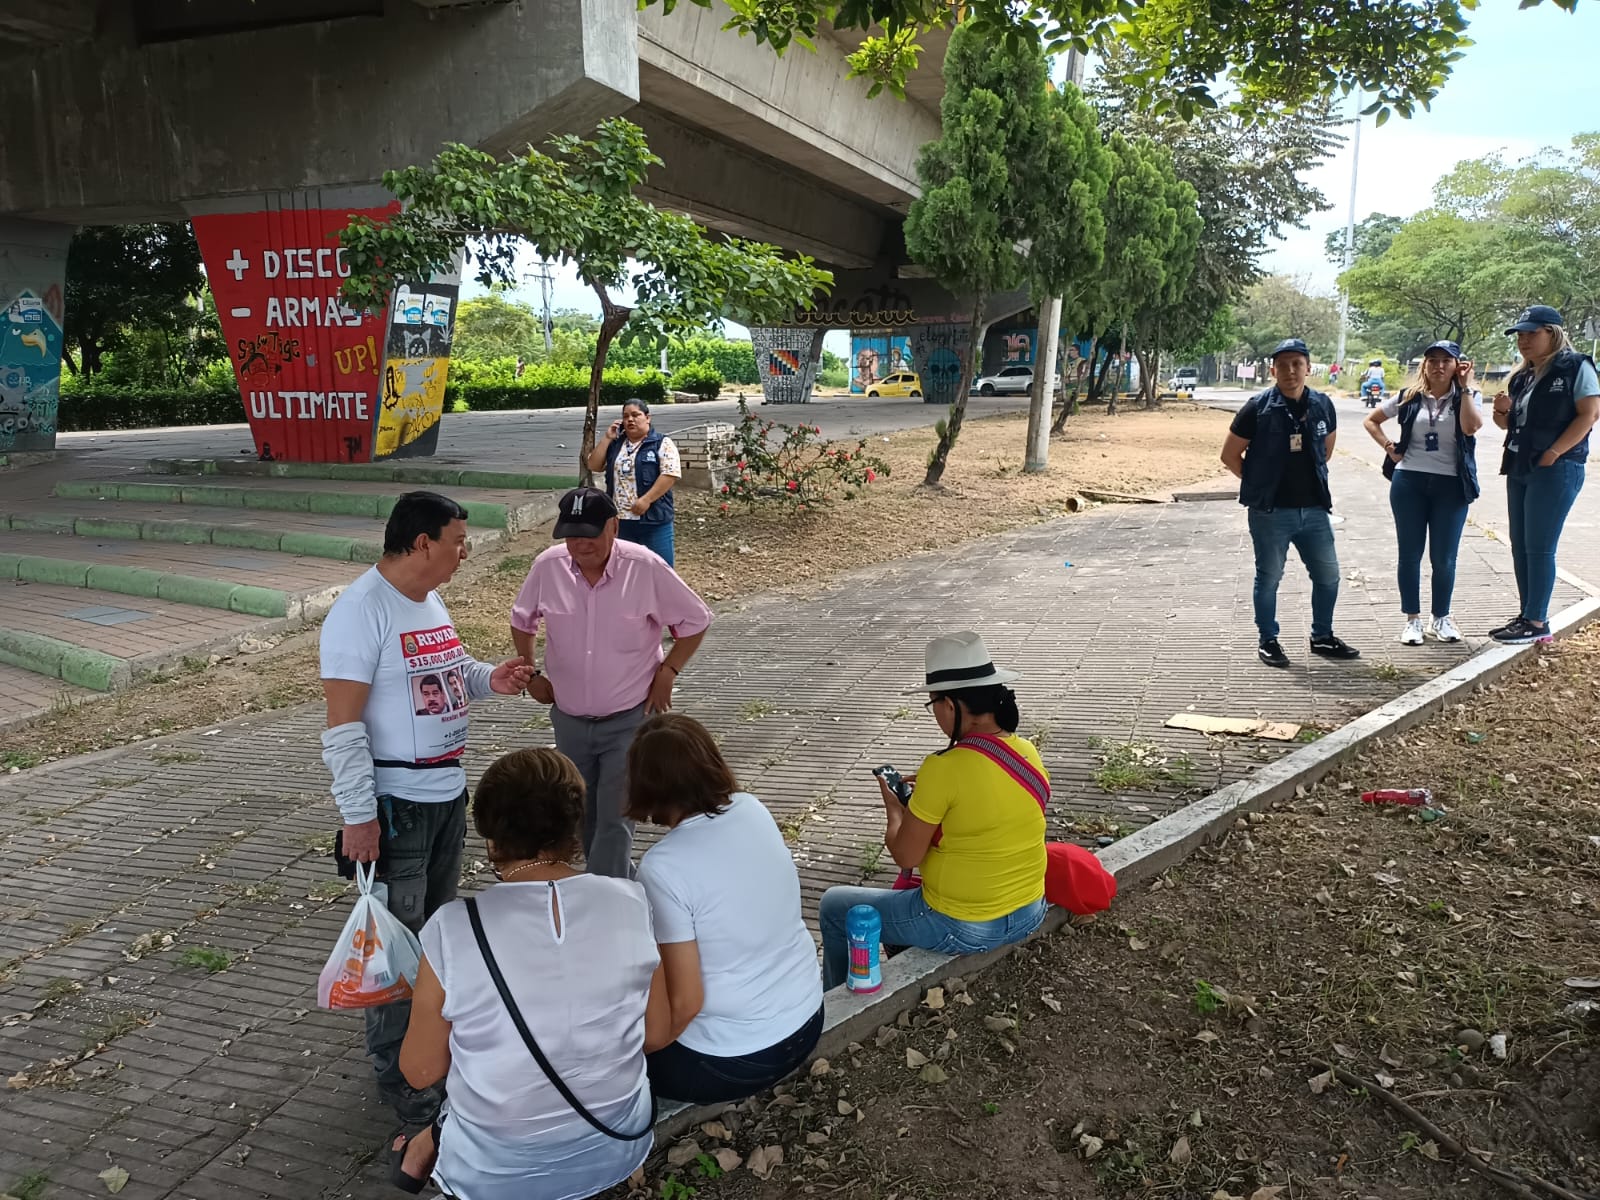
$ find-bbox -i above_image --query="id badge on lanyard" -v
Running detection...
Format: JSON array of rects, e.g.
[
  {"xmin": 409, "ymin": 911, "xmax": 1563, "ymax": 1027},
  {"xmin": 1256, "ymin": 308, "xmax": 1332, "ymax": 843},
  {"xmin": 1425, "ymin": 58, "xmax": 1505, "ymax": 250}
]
[{"xmin": 1288, "ymin": 432, "xmax": 1304, "ymax": 453}]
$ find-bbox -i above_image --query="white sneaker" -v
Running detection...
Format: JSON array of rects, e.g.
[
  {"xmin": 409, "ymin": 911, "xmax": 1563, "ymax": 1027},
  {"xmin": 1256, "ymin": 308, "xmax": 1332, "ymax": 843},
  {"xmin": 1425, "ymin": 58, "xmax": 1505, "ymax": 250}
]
[
  {"xmin": 1430, "ymin": 614, "xmax": 1462, "ymax": 642},
  {"xmin": 1397, "ymin": 618, "xmax": 1425, "ymax": 645}
]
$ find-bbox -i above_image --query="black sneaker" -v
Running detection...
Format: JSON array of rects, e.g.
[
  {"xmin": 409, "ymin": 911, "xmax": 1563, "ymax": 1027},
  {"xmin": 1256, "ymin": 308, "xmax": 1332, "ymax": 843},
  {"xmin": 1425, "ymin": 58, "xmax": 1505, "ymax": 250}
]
[
  {"xmin": 1488, "ymin": 616, "xmax": 1524, "ymax": 639},
  {"xmin": 1491, "ymin": 618, "xmax": 1552, "ymax": 646},
  {"xmin": 1309, "ymin": 635, "xmax": 1361, "ymax": 660},
  {"xmin": 1258, "ymin": 639, "xmax": 1290, "ymax": 668}
]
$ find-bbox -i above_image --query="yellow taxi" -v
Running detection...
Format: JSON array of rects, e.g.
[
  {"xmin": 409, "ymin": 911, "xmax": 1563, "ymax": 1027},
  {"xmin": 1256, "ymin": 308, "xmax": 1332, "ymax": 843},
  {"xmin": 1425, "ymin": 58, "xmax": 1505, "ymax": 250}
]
[{"xmin": 864, "ymin": 371, "xmax": 923, "ymax": 398}]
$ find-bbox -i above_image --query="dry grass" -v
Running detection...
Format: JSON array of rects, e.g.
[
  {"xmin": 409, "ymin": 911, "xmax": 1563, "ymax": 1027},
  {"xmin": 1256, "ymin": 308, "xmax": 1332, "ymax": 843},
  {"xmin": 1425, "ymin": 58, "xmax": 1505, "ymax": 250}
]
[
  {"xmin": 626, "ymin": 626, "xmax": 1600, "ymax": 1200},
  {"xmin": 0, "ymin": 405, "xmax": 1229, "ymax": 764}
]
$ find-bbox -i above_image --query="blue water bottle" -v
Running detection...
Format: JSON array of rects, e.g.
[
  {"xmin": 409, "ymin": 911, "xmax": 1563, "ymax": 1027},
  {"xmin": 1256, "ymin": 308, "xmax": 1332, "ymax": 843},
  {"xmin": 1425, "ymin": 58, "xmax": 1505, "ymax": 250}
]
[{"xmin": 845, "ymin": 904, "xmax": 882, "ymax": 993}]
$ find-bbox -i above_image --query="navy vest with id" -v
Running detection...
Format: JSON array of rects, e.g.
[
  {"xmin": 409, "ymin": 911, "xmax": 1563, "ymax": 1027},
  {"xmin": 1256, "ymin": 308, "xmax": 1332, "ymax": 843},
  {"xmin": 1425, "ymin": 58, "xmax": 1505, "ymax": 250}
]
[
  {"xmin": 1382, "ymin": 387, "xmax": 1480, "ymax": 501},
  {"xmin": 1237, "ymin": 387, "xmax": 1335, "ymax": 512},
  {"xmin": 1501, "ymin": 349, "xmax": 1596, "ymax": 476},
  {"xmin": 605, "ymin": 429, "xmax": 675, "ymax": 525}
]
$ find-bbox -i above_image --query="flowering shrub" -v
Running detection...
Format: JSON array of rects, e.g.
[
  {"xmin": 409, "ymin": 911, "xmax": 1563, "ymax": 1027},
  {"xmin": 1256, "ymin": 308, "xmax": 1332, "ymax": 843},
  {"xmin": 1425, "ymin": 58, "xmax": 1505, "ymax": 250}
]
[{"xmin": 721, "ymin": 398, "xmax": 890, "ymax": 511}]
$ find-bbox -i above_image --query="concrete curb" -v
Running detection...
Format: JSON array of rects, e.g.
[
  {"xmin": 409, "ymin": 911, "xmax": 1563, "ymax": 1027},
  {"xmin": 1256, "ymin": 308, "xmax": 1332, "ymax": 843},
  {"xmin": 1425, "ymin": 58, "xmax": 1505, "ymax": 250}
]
[
  {"xmin": 651, "ymin": 591, "xmax": 1600, "ymax": 1145},
  {"xmin": 0, "ymin": 626, "xmax": 128, "ymax": 691},
  {"xmin": 0, "ymin": 553, "xmax": 301, "ymax": 618},
  {"xmin": 146, "ymin": 457, "xmax": 576, "ymax": 493}
]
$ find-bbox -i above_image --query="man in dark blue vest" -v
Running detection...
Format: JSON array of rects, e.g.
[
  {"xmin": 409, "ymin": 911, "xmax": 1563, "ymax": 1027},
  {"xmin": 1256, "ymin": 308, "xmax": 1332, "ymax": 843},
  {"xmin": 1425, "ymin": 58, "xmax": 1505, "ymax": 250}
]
[{"xmin": 1221, "ymin": 338, "xmax": 1363, "ymax": 669}]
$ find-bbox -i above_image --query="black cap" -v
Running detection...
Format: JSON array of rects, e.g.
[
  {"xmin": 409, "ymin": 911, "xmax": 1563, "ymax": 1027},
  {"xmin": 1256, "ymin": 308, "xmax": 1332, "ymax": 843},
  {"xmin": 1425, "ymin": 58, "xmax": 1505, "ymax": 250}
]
[
  {"xmin": 552, "ymin": 486, "xmax": 617, "ymax": 538},
  {"xmin": 1423, "ymin": 339, "xmax": 1462, "ymax": 358},
  {"xmin": 1270, "ymin": 338, "xmax": 1310, "ymax": 360},
  {"xmin": 1506, "ymin": 304, "xmax": 1563, "ymax": 334}
]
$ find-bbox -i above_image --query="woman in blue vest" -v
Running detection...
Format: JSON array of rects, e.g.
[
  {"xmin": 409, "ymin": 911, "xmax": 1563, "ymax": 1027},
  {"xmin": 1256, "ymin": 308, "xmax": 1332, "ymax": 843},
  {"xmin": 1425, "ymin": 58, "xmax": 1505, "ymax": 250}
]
[
  {"xmin": 1361, "ymin": 340, "xmax": 1482, "ymax": 646},
  {"xmin": 1489, "ymin": 306, "xmax": 1600, "ymax": 645},
  {"xmin": 586, "ymin": 400, "xmax": 682, "ymax": 566}
]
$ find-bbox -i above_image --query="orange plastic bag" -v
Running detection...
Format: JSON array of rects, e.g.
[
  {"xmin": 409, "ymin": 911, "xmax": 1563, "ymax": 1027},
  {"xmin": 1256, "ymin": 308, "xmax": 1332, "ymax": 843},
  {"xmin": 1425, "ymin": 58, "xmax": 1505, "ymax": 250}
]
[{"xmin": 317, "ymin": 863, "xmax": 422, "ymax": 1010}]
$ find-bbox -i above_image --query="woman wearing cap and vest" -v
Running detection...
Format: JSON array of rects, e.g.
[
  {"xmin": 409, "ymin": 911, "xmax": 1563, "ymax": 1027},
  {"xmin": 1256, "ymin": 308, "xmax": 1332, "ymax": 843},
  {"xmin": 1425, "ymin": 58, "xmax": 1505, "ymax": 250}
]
[
  {"xmin": 1362, "ymin": 340, "xmax": 1482, "ymax": 646},
  {"xmin": 1489, "ymin": 305, "xmax": 1600, "ymax": 644},
  {"xmin": 586, "ymin": 401, "xmax": 682, "ymax": 566},
  {"xmin": 815, "ymin": 632, "xmax": 1048, "ymax": 991}
]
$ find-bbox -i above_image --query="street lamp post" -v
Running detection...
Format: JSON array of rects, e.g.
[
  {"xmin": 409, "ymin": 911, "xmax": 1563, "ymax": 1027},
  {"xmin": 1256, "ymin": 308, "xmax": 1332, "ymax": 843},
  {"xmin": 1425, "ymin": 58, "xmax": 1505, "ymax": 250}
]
[{"xmin": 1334, "ymin": 91, "xmax": 1362, "ymax": 373}]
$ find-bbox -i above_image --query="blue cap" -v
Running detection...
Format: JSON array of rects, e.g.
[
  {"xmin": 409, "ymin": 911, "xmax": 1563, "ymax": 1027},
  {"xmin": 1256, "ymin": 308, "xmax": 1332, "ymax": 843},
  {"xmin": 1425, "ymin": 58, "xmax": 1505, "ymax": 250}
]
[
  {"xmin": 1269, "ymin": 338, "xmax": 1310, "ymax": 360},
  {"xmin": 1506, "ymin": 305, "xmax": 1563, "ymax": 334},
  {"xmin": 1423, "ymin": 340, "xmax": 1462, "ymax": 358}
]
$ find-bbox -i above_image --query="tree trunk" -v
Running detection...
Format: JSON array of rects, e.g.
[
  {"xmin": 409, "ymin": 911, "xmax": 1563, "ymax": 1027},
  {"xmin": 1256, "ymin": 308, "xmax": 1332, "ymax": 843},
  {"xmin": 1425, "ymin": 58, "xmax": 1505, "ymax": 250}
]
[
  {"xmin": 1025, "ymin": 295, "xmax": 1061, "ymax": 473},
  {"xmin": 582, "ymin": 280, "xmax": 631, "ymax": 485},
  {"xmin": 1108, "ymin": 325, "xmax": 1128, "ymax": 416},
  {"xmin": 923, "ymin": 293, "xmax": 988, "ymax": 487}
]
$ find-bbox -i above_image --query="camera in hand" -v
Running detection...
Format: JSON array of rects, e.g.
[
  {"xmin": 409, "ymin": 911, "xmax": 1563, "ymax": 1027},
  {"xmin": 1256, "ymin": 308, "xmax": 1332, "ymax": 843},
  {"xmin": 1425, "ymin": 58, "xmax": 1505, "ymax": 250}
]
[{"xmin": 872, "ymin": 763, "xmax": 913, "ymax": 805}]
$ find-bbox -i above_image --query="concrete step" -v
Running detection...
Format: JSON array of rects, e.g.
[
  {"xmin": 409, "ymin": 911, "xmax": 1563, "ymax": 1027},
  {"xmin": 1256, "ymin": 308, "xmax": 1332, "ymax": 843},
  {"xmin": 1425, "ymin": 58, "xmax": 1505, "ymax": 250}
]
[
  {"xmin": 147, "ymin": 456, "xmax": 574, "ymax": 493},
  {"xmin": 0, "ymin": 498, "xmax": 516, "ymax": 563},
  {"xmin": 0, "ymin": 532, "xmax": 365, "ymax": 621},
  {"xmin": 54, "ymin": 476, "xmax": 561, "ymax": 534},
  {"xmin": 0, "ymin": 581, "xmax": 288, "ymax": 691}
]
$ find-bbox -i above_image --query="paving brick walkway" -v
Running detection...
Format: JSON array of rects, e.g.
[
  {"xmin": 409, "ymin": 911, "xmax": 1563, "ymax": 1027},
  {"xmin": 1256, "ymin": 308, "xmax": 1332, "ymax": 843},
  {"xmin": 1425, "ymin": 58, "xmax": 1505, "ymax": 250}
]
[{"xmin": 0, "ymin": 453, "xmax": 1582, "ymax": 1200}]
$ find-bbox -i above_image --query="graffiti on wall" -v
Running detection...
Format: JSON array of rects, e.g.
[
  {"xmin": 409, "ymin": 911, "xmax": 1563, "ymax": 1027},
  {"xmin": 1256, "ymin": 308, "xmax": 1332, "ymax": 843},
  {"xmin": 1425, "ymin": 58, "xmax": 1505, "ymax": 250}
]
[
  {"xmin": 376, "ymin": 280, "xmax": 457, "ymax": 460},
  {"xmin": 193, "ymin": 204, "xmax": 397, "ymax": 462},
  {"xmin": 849, "ymin": 330, "xmax": 913, "ymax": 393},
  {"xmin": 911, "ymin": 323, "xmax": 972, "ymax": 410},
  {"xmin": 0, "ymin": 290, "xmax": 64, "ymax": 453},
  {"xmin": 751, "ymin": 326, "xmax": 822, "ymax": 404},
  {"xmin": 790, "ymin": 284, "xmax": 917, "ymax": 328}
]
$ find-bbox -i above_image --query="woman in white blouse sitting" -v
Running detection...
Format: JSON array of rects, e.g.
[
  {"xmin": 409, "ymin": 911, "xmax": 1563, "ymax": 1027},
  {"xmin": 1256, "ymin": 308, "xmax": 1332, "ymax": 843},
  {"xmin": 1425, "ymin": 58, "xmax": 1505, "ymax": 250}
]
[
  {"xmin": 628, "ymin": 713, "xmax": 824, "ymax": 1103},
  {"xmin": 391, "ymin": 747, "xmax": 669, "ymax": 1199}
]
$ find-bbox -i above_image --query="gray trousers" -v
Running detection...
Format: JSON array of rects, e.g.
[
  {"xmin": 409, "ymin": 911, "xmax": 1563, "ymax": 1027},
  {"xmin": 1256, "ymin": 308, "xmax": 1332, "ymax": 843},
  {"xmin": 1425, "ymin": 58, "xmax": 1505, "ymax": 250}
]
[
  {"xmin": 365, "ymin": 789, "xmax": 467, "ymax": 1126},
  {"xmin": 550, "ymin": 703, "xmax": 646, "ymax": 878}
]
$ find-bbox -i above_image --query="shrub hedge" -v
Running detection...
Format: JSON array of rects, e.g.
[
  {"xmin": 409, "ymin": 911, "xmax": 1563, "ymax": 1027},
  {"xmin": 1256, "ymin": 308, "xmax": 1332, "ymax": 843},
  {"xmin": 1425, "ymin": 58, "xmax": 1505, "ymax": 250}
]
[{"xmin": 53, "ymin": 366, "xmax": 669, "ymax": 431}]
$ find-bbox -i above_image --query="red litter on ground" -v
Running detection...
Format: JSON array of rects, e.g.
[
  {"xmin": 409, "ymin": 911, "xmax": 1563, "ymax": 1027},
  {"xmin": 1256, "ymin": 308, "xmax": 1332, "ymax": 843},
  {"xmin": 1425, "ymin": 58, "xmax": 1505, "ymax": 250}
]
[{"xmin": 1361, "ymin": 788, "xmax": 1433, "ymax": 807}]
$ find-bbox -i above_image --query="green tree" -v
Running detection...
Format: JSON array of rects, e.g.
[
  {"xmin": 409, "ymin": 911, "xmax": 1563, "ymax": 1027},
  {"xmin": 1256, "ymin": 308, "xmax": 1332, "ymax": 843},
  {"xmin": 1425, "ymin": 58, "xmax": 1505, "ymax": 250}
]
[
  {"xmin": 905, "ymin": 21, "xmax": 1063, "ymax": 485},
  {"xmin": 1339, "ymin": 212, "xmax": 1568, "ymax": 354},
  {"xmin": 1324, "ymin": 213, "xmax": 1404, "ymax": 268},
  {"xmin": 1233, "ymin": 275, "xmax": 1341, "ymax": 362},
  {"xmin": 647, "ymin": 0, "xmax": 1567, "ymax": 125},
  {"xmin": 452, "ymin": 293, "xmax": 545, "ymax": 362},
  {"xmin": 339, "ymin": 119, "xmax": 830, "ymax": 477},
  {"xmin": 64, "ymin": 222, "xmax": 207, "ymax": 378}
]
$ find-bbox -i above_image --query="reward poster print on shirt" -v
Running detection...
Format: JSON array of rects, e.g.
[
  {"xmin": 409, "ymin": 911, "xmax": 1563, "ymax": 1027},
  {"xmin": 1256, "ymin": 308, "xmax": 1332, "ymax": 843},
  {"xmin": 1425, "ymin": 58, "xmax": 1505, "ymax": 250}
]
[{"xmin": 401, "ymin": 623, "xmax": 471, "ymax": 764}]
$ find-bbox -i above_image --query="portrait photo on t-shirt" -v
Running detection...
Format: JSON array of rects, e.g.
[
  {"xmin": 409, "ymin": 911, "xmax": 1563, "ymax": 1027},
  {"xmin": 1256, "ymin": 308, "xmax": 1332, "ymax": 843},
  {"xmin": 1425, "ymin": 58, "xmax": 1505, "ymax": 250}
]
[
  {"xmin": 445, "ymin": 669, "xmax": 469, "ymax": 711},
  {"xmin": 412, "ymin": 673, "xmax": 451, "ymax": 717}
]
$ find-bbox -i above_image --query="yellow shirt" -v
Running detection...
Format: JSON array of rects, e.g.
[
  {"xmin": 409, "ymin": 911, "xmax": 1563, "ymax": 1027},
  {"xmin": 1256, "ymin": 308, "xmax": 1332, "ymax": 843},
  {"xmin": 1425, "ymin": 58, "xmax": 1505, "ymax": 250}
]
[{"xmin": 907, "ymin": 735, "xmax": 1047, "ymax": 922}]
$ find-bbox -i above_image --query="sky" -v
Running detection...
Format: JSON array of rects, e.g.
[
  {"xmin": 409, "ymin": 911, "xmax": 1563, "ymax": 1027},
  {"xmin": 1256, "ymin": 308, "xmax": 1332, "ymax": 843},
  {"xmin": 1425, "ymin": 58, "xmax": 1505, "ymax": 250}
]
[
  {"xmin": 1262, "ymin": 0, "xmax": 1600, "ymax": 293},
  {"xmin": 465, "ymin": 0, "xmax": 1600, "ymax": 339}
]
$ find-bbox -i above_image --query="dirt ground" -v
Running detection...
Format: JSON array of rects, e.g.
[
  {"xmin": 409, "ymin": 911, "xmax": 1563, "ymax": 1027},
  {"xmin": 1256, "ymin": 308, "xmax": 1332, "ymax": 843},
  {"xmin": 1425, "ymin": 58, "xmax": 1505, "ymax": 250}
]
[
  {"xmin": 0, "ymin": 404, "xmax": 1230, "ymax": 764},
  {"xmin": 624, "ymin": 628, "xmax": 1600, "ymax": 1200}
]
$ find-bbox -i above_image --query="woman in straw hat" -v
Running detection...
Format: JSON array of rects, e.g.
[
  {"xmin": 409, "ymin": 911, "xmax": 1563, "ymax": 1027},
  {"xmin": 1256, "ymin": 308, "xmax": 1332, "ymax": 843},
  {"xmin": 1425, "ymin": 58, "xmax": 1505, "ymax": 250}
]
[{"xmin": 816, "ymin": 632, "xmax": 1048, "ymax": 990}]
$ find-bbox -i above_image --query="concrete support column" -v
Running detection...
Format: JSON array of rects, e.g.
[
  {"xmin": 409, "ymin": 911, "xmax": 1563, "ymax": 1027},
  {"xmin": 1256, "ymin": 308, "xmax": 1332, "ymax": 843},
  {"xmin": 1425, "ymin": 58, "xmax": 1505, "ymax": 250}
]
[
  {"xmin": 0, "ymin": 218, "xmax": 72, "ymax": 455},
  {"xmin": 910, "ymin": 322, "xmax": 974, "ymax": 408},
  {"xmin": 751, "ymin": 326, "xmax": 823, "ymax": 404},
  {"xmin": 188, "ymin": 189, "xmax": 460, "ymax": 463}
]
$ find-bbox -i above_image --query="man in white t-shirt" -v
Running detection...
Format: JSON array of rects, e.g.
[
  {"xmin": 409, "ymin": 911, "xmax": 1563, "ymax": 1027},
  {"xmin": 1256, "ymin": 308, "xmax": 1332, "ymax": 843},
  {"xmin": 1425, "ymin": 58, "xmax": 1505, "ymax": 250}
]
[{"xmin": 320, "ymin": 491, "xmax": 533, "ymax": 1127}]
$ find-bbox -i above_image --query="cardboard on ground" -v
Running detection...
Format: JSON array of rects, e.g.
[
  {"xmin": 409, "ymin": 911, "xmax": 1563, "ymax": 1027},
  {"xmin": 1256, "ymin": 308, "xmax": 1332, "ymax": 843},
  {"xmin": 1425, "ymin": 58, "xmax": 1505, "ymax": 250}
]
[{"xmin": 1166, "ymin": 712, "xmax": 1301, "ymax": 741}]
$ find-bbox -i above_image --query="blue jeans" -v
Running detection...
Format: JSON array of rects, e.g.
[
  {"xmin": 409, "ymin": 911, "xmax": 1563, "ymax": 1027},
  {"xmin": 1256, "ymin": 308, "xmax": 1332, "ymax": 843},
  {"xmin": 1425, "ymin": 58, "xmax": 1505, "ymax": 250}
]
[
  {"xmin": 1246, "ymin": 507, "xmax": 1340, "ymax": 642},
  {"xmin": 817, "ymin": 885, "xmax": 1048, "ymax": 991},
  {"xmin": 1388, "ymin": 470, "xmax": 1470, "ymax": 617},
  {"xmin": 617, "ymin": 518, "xmax": 675, "ymax": 566},
  {"xmin": 1507, "ymin": 459, "xmax": 1585, "ymax": 624}
]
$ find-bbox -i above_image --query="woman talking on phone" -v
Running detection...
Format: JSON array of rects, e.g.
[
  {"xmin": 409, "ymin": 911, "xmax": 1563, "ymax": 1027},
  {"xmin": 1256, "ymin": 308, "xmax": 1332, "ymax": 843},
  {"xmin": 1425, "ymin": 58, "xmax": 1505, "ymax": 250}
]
[
  {"xmin": 1488, "ymin": 306, "xmax": 1600, "ymax": 644},
  {"xmin": 1361, "ymin": 340, "xmax": 1482, "ymax": 646},
  {"xmin": 815, "ymin": 632, "xmax": 1047, "ymax": 990},
  {"xmin": 585, "ymin": 400, "xmax": 682, "ymax": 566}
]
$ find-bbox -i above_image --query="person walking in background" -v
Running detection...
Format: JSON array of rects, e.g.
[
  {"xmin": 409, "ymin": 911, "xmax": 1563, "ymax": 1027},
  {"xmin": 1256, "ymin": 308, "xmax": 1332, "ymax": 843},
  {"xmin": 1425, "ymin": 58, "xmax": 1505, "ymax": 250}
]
[
  {"xmin": 628, "ymin": 714, "xmax": 823, "ymax": 1105},
  {"xmin": 511, "ymin": 487, "xmax": 713, "ymax": 878},
  {"xmin": 1489, "ymin": 305, "xmax": 1600, "ymax": 644},
  {"xmin": 586, "ymin": 400, "xmax": 682, "ymax": 566},
  {"xmin": 318, "ymin": 492, "xmax": 532, "ymax": 1133},
  {"xmin": 1329, "ymin": 361, "xmax": 1341, "ymax": 388},
  {"xmin": 1220, "ymin": 338, "xmax": 1362, "ymax": 669},
  {"xmin": 1362, "ymin": 340, "xmax": 1482, "ymax": 646},
  {"xmin": 816, "ymin": 632, "xmax": 1048, "ymax": 990}
]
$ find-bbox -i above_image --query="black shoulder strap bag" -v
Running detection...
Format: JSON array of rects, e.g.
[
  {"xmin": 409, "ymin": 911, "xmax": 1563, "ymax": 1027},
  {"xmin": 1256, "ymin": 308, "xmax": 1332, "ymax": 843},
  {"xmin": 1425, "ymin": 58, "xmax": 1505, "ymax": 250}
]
[
  {"xmin": 465, "ymin": 896, "xmax": 656, "ymax": 1141},
  {"xmin": 1381, "ymin": 388, "xmax": 1418, "ymax": 481}
]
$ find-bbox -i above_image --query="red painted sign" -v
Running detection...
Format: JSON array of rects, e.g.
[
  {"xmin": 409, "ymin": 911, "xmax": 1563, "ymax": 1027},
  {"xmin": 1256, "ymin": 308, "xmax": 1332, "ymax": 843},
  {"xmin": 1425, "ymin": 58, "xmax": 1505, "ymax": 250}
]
[{"xmin": 193, "ymin": 205, "xmax": 398, "ymax": 462}]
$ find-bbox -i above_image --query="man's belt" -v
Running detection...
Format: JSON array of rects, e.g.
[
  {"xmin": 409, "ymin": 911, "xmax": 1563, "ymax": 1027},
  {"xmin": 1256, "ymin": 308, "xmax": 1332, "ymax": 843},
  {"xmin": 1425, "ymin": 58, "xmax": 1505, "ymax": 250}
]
[{"xmin": 371, "ymin": 758, "xmax": 465, "ymax": 770}]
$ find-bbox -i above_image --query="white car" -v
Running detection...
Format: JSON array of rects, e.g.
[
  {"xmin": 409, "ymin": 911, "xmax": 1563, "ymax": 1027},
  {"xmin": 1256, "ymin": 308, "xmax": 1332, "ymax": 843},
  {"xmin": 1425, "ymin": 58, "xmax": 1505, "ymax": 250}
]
[
  {"xmin": 973, "ymin": 365, "xmax": 1033, "ymax": 395},
  {"xmin": 1168, "ymin": 367, "xmax": 1200, "ymax": 391}
]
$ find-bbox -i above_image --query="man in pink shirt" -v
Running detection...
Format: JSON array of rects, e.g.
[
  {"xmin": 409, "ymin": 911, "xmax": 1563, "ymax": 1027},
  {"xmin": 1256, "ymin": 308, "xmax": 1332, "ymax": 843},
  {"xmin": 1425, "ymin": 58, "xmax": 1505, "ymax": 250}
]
[{"xmin": 511, "ymin": 487, "xmax": 713, "ymax": 877}]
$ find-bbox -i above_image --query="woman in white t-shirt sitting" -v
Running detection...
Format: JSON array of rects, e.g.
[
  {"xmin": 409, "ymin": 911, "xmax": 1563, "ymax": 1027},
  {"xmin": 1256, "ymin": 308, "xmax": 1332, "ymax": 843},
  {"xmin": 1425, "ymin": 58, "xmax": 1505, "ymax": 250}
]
[
  {"xmin": 628, "ymin": 713, "xmax": 824, "ymax": 1104},
  {"xmin": 391, "ymin": 748, "xmax": 670, "ymax": 1200}
]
